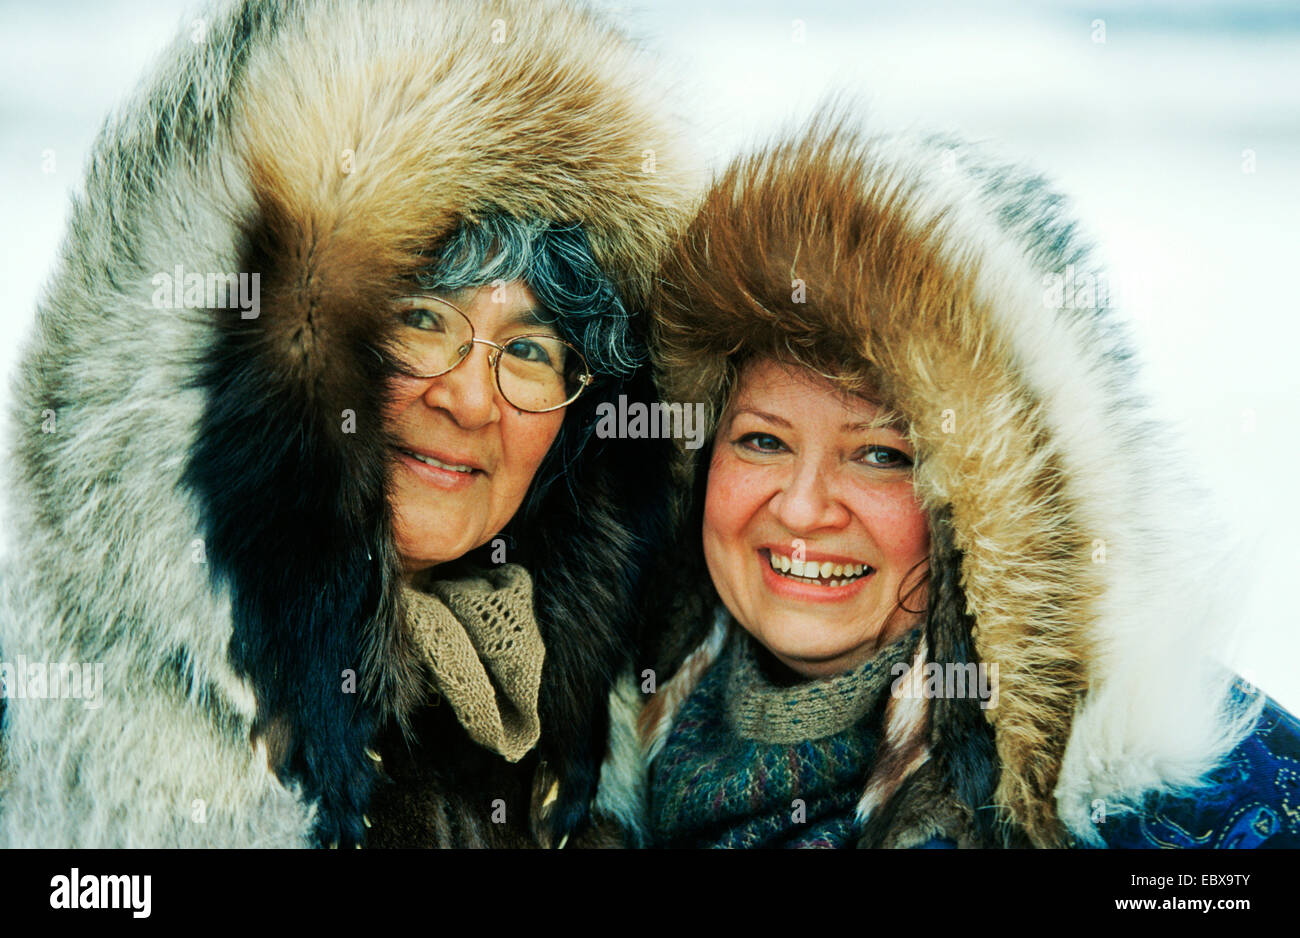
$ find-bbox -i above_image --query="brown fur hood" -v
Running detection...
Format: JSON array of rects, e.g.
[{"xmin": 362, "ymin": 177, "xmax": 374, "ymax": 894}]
[
  {"xmin": 597, "ymin": 115, "xmax": 1263, "ymax": 848},
  {"xmin": 0, "ymin": 0, "xmax": 697, "ymax": 847}
]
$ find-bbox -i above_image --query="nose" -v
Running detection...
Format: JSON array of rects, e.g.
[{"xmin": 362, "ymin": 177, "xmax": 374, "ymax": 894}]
[
  {"xmin": 768, "ymin": 455, "xmax": 851, "ymax": 535},
  {"xmin": 418, "ymin": 343, "xmax": 500, "ymax": 429}
]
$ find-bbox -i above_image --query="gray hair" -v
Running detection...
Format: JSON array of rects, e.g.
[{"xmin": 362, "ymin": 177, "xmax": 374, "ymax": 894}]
[{"xmin": 414, "ymin": 213, "xmax": 640, "ymax": 377}]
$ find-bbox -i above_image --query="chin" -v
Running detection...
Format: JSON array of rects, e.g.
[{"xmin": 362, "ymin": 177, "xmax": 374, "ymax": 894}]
[
  {"xmin": 755, "ymin": 625, "xmax": 861, "ymax": 670},
  {"xmin": 394, "ymin": 510, "xmax": 479, "ymax": 568},
  {"xmin": 773, "ymin": 640, "xmax": 860, "ymax": 669},
  {"xmin": 399, "ymin": 548, "xmax": 461, "ymax": 572}
]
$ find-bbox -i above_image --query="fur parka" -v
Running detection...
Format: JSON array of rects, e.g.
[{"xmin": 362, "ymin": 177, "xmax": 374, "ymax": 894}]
[
  {"xmin": 0, "ymin": 0, "xmax": 697, "ymax": 848},
  {"xmin": 599, "ymin": 115, "xmax": 1300, "ymax": 849}
]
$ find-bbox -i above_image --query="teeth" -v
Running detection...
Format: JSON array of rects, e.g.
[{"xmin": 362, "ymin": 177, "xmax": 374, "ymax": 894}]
[
  {"xmin": 404, "ymin": 450, "xmax": 474, "ymax": 473},
  {"xmin": 766, "ymin": 551, "xmax": 872, "ymax": 586}
]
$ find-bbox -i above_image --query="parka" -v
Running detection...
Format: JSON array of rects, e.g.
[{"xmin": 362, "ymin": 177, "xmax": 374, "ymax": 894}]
[
  {"xmin": 596, "ymin": 116, "xmax": 1300, "ymax": 849},
  {"xmin": 0, "ymin": 0, "xmax": 697, "ymax": 848}
]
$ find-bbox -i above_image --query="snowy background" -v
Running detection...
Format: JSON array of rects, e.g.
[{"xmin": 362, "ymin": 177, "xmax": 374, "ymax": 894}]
[{"xmin": 2, "ymin": 0, "xmax": 1297, "ymax": 710}]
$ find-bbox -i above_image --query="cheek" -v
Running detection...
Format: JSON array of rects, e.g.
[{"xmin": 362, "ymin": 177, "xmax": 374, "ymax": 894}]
[
  {"xmin": 497, "ymin": 409, "xmax": 564, "ymax": 498},
  {"xmin": 853, "ymin": 483, "xmax": 930, "ymax": 565},
  {"xmin": 703, "ymin": 449, "xmax": 769, "ymax": 555},
  {"xmin": 382, "ymin": 378, "xmax": 422, "ymax": 425},
  {"xmin": 703, "ymin": 454, "xmax": 745, "ymax": 605}
]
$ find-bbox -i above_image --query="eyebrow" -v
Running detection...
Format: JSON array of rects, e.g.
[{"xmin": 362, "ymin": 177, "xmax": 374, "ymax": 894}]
[
  {"xmin": 421, "ymin": 287, "xmax": 553, "ymax": 327},
  {"xmin": 733, "ymin": 408, "xmax": 793, "ymax": 428},
  {"xmin": 425, "ymin": 291, "xmax": 554, "ymax": 330},
  {"xmin": 733, "ymin": 407, "xmax": 904, "ymax": 433},
  {"xmin": 511, "ymin": 307, "xmax": 553, "ymax": 329},
  {"xmin": 843, "ymin": 415, "xmax": 907, "ymax": 432}
]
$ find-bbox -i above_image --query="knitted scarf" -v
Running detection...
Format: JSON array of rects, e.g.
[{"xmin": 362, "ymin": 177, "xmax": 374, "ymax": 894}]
[
  {"xmin": 649, "ymin": 623, "xmax": 923, "ymax": 848},
  {"xmin": 402, "ymin": 563, "xmax": 545, "ymax": 762}
]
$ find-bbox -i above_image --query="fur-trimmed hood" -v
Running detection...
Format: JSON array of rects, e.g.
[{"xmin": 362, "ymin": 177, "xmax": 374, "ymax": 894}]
[
  {"xmin": 624, "ymin": 115, "xmax": 1265, "ymax": 848},
  {"xmin": 0, "ymin": 0, "xmax": 696, "ymax": 847}
]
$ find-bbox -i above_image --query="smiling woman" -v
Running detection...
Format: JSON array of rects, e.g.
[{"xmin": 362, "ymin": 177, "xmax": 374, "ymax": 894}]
[
  {"xmin": 365, "ymin": 212, "xmax": 662, "ymax": 846},
  {"xmin": 703, "ymin": 359, "xmax": 930, "ymax": 679},
  {"xmin": 385, "ymin": 284, "xmax": 568, "ymax": 570},
  {"xmin": 604, "ymin": 112, "xmax": 1300, "ymax": 850},
  {"xmin": 0, "ymin": 0, "xmax": 697, "ymax": 849},
  {"xmin": 380, "ymin": 216, "xmax": 612, "ymax": 573}
]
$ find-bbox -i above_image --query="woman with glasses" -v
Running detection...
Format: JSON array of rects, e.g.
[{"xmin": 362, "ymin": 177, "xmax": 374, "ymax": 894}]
[
  {"xmin": 364, "ymin": 214, "xmax": 669, "ymax": 847},
  {"xmin": 0, "ymin": 0, "xmax": 695, "ymax": 848}
]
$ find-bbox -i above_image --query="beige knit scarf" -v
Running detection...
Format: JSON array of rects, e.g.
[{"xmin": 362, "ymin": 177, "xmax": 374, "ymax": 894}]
[{"xmin": 402, "ymin": 563, "xmax": 545, "ymax": 762}]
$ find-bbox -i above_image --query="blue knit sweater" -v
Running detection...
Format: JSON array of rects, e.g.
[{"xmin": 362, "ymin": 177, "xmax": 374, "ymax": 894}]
[
  {"xmin": 650, "ymin": 624, "xmax": 1300, "ymax": 849},
  {"xmin": 649, "ymin": 625, "xmax": 922, "ymax": 848}
]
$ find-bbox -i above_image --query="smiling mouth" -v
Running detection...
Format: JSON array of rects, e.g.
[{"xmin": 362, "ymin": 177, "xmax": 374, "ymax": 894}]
[
  {"xmin": 397, "ymin": 448, "xmax": 479, "ymax": 474},
  {"xmin": 765, "ymin": 549, "xmax": 874, "ymax": 588}
]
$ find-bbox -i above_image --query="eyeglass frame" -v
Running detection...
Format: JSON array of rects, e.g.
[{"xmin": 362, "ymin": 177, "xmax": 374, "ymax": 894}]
[{"xmin": 388, "ymin": 294, "xmax": 595, "ymax": 414}]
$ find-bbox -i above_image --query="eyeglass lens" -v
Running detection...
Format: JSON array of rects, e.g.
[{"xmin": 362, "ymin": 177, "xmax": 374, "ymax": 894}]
[{"xmin": 393, "ymin": 297, "xmax": 587, "ymax": 412}]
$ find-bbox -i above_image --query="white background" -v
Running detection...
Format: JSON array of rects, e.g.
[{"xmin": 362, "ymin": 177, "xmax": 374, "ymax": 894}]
[{"xmin": 2, "ymin": 0, "xmax": 1297, "ymax": 710}]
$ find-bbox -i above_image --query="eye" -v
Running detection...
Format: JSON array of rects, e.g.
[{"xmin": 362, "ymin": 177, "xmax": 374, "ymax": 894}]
[
  {"xmin": 502, "ymin": 336, "xmax": 556, "ymax": 367},
  {"xmin": 398, "ymin": 304, "xmax": 448, "ymax": 332},
  {"xmin": 734, "ymin": 432, "xmax": 787, "ymax": 454},
  {"xmin": 857, "ymin": 445, "xmax": 913, "ymax": 469}
]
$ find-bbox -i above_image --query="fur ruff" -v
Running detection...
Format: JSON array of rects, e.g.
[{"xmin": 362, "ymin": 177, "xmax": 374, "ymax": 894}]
[
  {"xmin": 630, "ymin": 113, "xmax": 1262, "ymax": 847},
  {"xmin": 0, "ymin": 0, "xmax": 696, "ymax": 847}
]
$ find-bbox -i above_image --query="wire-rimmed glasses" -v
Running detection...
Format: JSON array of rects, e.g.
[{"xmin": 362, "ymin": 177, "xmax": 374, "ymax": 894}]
[{"xmin": 389, "ymin": 295, "xmax": 593, "ymax": 413}]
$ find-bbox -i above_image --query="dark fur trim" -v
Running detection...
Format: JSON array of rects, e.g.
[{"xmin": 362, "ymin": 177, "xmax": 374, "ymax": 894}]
[
  {"xmin": 182, "ymin": 194, "xmax": 425, "ymax": 847},
  {"xmin": 638, "ymin": 435, "xmax": 719, "ymax": 681},
  {"xmin": 366, "ymin": 701, "xmax": 540, "ymax": 848},
  {"xmin": 511, "ymin": 363, "xmax": 676, "ymax": 841},
  {"xmin": 924, "ymin": 509, "xmax": 1005, "ymax": 846}
]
